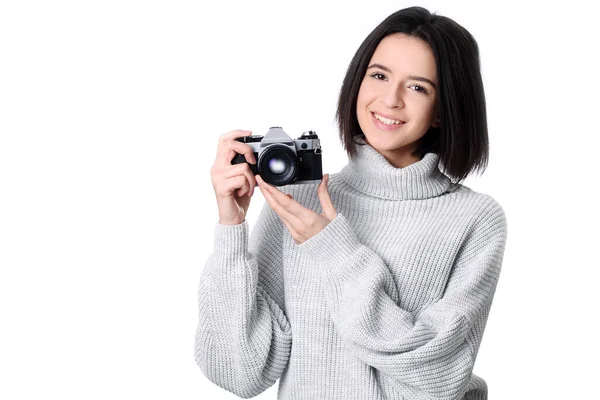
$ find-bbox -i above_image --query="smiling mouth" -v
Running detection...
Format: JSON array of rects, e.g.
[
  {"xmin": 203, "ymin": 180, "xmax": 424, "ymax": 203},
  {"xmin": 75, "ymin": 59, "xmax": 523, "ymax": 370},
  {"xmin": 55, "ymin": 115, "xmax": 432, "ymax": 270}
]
[{"xmin": 371, "ymin": 112, "xmax": 405, "ymax": 126}]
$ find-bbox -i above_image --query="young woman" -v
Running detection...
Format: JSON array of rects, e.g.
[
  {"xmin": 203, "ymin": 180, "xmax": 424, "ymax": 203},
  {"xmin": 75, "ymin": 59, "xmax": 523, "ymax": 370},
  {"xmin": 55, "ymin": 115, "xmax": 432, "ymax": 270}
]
[{"xmin": 196, "ymin": 6, "xmax": 507, "ymax": 400}]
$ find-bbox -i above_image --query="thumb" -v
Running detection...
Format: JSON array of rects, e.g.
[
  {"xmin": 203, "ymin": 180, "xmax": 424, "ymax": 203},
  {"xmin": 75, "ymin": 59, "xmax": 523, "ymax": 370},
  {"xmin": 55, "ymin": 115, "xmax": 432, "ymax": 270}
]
[{"xmin": 318, "ymin": 174, "xmax": 337, "ymax": 219}]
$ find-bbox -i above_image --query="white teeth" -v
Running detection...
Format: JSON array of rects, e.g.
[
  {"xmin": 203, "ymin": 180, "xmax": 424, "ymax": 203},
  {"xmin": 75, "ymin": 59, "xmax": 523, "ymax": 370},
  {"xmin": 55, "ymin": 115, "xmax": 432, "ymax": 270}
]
[{"xmin": 373, "ymin": 112, "xmax": 403, "ymax": 125}]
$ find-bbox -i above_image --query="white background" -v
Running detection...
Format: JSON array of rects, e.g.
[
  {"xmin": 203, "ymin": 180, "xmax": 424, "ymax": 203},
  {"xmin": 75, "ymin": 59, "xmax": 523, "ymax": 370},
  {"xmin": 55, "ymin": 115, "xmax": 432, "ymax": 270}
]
[{"xmin": 1, "ymin": 0, "xmax": 598, "ymax": 399}]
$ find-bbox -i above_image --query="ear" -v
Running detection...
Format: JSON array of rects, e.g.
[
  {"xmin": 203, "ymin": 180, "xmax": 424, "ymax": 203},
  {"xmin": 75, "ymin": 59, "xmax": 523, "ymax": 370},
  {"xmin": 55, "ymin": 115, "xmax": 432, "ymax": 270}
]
[{"xmin": 431, "ymin": 116, "xmax": 440, "ymax": 128}]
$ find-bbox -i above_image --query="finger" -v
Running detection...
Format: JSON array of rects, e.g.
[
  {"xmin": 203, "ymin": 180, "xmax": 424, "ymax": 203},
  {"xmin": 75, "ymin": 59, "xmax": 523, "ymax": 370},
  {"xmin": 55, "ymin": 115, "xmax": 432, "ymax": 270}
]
[
  {"xmin": 279, "ymin": 214, "xmax": 299, "ymax": 241},
  {"xmin": 220, "ymin": 163, "xmax": 256, "ymax": 193},
  {"xmin": 213, "ymin": 164, "xmax": 256, "ymax": 197},
  {"xmin": 213, "ymin": 175, "xmax": 248, "ymax": 198},
  {"xmin": 318, "ymin": 174, "xmax": 336, "ymax": 218},
  {"xmin": 235, "ymin": 175, "xmax": 252, "ymax": 197},
  {"xmin": 216, "ymin": 140, "xmax": 257, "ymax": 168},
  {"xmin": 218, "ymin": 129, "xmax": 253, "ymax": 143},
  {"xmin": 258, "ymin": 181, "xmax": 304, "ymax": 228},
  {"xmin": 256, "ymin": 176, "xmax": 312, "ymax": 220}
]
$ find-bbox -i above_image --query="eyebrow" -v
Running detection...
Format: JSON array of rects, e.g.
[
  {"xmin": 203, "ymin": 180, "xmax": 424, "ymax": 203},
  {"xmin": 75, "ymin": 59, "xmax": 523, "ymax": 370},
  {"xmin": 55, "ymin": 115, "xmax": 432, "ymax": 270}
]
[{"xmin": 367, "ymin": 63, "xmax": 437, "ymax": 89}]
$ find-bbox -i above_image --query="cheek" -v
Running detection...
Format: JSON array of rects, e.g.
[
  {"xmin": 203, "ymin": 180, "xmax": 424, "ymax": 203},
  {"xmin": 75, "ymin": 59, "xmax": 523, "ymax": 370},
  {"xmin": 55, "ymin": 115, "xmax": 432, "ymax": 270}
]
[
  {"xmin": 356, "ymin": 80, "xmax": 374, "ymax": 107},
  {"xmin": 356, "ymin": 87, "xmax": 365, "ymax": 109},
  {"xmin": 411, "ymin": 97, "xmax": 435, "ymax": 117},
  {"xmin": 422, "ymin": 101, "xmax": 437, "ymax": 120}
]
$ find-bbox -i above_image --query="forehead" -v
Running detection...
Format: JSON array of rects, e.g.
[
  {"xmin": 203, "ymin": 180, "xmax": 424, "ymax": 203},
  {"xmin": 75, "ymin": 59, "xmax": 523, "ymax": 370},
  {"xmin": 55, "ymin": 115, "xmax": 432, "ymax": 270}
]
[{"xmin": 370, "ymin": 34, "xmax": 437, "ymax": 81}]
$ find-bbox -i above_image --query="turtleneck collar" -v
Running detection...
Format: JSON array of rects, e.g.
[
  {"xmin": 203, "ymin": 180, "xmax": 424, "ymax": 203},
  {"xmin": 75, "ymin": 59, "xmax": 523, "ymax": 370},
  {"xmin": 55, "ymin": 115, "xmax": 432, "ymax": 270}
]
[{"xmin": 338, "ymin": 141, "xmax": 453, "ymax": 200}]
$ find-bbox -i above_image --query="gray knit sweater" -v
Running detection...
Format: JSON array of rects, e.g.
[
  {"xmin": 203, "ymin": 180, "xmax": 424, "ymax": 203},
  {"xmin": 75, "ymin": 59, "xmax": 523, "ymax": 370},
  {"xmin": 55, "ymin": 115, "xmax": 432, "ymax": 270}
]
[{"xmin": 195, "ymin": 142, "xmax": 508, "ymax": 400}]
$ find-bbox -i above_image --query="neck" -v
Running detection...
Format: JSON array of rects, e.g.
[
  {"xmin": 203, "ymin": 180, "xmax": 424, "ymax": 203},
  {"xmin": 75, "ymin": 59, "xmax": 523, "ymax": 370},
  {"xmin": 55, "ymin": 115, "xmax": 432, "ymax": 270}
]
[{"xmin": 363, "ymin": 138, "xmax": 421, "ymax": 168}]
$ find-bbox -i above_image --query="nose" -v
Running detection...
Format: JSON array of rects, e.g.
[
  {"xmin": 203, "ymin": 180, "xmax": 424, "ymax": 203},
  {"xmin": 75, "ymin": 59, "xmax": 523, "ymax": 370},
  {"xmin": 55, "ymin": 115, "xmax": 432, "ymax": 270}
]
[{"xmin": 381, "ymin": 86, "xmax": 404, "ymax": 109}]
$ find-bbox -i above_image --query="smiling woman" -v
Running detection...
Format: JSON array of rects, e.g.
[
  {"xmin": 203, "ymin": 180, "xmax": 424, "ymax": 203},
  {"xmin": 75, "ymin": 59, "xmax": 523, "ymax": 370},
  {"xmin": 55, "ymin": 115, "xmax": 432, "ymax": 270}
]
[
  {"xmin": 195, "ymin": 6, "xmax": 507, "ymax": 400},
  {"xmin": 337, "ymin": 7, "xmax": 489, "ymax": 182}
]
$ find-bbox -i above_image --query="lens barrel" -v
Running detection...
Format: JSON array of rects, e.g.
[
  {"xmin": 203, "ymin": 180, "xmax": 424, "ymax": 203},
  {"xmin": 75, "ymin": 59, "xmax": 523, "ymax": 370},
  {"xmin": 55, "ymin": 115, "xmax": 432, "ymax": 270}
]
[{"xmin": 258, "ymin": 145, "xmax": 298, "ymax": 186}]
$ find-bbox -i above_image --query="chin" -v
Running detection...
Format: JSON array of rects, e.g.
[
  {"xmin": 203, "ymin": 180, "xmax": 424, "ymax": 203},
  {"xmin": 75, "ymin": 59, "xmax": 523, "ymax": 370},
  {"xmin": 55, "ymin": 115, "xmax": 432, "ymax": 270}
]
[{"xmin": 364, "ymin": 134, "xmax": 407, "ymax": 152}]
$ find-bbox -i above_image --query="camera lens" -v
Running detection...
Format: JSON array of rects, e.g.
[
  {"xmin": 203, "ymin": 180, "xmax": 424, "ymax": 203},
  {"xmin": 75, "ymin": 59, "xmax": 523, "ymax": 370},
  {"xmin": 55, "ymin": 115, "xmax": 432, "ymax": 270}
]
[
  {"xmin": 267, "ymin": 158, "xmax": 287, "ymax": 175},
  {"xmin": 258, "ymin": 145, "xmax": 297, "ymax": 186}
]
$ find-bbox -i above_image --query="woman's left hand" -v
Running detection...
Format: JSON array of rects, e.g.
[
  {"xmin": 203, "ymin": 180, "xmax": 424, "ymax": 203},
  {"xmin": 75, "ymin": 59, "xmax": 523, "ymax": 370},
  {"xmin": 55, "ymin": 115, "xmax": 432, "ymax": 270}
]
[{"xmin": 256, "ymin": 173, "xmax": 337, "ymax": 245}]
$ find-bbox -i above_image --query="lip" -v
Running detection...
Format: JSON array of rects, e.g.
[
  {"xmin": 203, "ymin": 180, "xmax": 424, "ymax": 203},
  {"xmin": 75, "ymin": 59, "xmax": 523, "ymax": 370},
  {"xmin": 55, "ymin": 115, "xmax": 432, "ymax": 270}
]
[
  {"xmin": 370, "ymin": 111, "xmax": 405, "ymax": 123},
  {"xmin": 370, "ymin": 111, "xmax": 406, "ymax": 131}
]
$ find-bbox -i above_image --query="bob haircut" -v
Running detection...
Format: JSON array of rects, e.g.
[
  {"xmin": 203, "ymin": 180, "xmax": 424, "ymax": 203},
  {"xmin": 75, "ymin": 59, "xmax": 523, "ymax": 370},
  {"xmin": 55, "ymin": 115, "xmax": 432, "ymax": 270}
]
[{"xmin": 336, "ymin": 6, "xmax": 488, "ymax": 183}]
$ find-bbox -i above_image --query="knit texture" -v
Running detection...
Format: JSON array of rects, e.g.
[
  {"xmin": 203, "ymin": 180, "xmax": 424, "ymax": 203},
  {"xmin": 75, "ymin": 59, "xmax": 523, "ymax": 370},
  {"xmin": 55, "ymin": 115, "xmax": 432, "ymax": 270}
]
[{"xmin": 195, "ymin": 142, "xmax": 508, "ymax": 400}]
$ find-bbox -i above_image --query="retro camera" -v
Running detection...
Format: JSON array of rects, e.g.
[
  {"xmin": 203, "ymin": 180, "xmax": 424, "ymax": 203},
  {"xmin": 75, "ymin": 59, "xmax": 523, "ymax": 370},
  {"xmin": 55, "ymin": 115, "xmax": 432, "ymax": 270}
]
[{"xmin": 231, "ymin": 126, "xmax": 323, "ymax": 187}]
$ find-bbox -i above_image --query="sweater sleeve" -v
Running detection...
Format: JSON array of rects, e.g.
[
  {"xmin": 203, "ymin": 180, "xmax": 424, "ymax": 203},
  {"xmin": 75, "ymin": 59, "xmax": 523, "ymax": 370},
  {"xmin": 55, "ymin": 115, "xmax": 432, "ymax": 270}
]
[
  {"xmin": 298, "ymin": 200, "xmax": 507, "ymax": 400},
  {"xmin": 194, "ymin": 202, "xmax": 292, "ymax": 398}
]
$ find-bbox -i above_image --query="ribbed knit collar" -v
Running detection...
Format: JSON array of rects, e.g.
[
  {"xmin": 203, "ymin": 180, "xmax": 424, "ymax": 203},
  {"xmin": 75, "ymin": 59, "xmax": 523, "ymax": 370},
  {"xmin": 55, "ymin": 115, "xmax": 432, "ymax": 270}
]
[{"xmin": 338, "ymin": 141, "xmax": 453, "ymax": 200}]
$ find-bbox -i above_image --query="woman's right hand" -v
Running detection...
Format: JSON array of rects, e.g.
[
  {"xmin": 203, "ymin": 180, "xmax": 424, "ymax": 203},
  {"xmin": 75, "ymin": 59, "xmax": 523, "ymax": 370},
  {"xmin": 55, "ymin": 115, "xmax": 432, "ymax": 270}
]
[{"xmin": 210, "ymin": 130, "xmax": 258, "ymax": 225}]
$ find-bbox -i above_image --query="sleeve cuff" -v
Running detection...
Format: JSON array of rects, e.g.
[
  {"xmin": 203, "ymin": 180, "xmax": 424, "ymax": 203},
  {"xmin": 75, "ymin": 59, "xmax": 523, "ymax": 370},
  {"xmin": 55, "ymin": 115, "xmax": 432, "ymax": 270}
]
[
  {"xmin": 298, "ymin": 213, "xmax": 363, "ymax": 268},
  {"xmin": 214, "ymin": 220, "xmax": 249, "ymax": 264}
]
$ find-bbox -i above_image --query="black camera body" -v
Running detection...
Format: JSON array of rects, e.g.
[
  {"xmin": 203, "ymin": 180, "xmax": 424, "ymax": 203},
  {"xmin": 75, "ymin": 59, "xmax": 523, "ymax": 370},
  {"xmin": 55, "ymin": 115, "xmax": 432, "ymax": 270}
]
[{"xmin": 232, "ymin": 126, "xmax": 323, "ymax": 187}]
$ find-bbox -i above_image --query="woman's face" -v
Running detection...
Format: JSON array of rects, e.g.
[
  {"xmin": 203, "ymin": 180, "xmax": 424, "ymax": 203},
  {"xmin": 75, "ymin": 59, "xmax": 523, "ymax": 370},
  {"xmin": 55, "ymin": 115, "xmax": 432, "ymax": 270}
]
[{"xmin": 356, "ymin": 33, "xmax": 439, "ymax": 168}]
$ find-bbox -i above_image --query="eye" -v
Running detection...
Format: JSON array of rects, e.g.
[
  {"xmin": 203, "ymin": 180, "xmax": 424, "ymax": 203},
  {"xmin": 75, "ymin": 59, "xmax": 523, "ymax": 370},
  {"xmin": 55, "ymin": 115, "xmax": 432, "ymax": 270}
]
[
  {"xmin": 410, "ymin": 85, "xmax": 428, "ymax": 94},
  {"xmin": 369, "ymin": 72, "xmax": 387, "ymax": 81}
]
